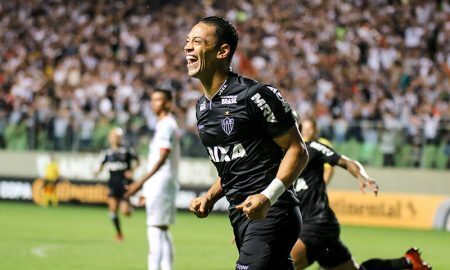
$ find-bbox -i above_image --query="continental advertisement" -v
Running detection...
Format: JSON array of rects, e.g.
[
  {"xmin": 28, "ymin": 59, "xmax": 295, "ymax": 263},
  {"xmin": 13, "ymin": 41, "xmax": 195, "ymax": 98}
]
[
  {"xmin": 32, "ymin": 179, "xmax": 109, "ymax": 205},
  {"xmin": 328, "ymin": 190, "xmax": 450, "ymax": 230},
  {"xmin": 0, "ymin": 177, "xmax": 230, "ymax": 212},
  {"xmin": 0, "ymin": 177, "xmax": 109, "ymax": 205},
  {"xmin": 1, "ymin": 176, "xmax": 449, "ymax": 230}
]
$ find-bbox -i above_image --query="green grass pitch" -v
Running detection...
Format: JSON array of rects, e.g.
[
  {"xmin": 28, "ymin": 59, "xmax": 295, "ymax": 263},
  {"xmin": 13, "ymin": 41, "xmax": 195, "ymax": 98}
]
[{"xmin": 0, "ymin": 202, "xmax": 448, "ymax": 269}]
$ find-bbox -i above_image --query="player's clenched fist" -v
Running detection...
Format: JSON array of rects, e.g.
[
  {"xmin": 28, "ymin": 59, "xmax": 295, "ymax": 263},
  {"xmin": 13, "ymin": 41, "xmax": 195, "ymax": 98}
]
[
  {"xmin": 236, "ymin": 194, "xmax": 271, "ymax": 220},
  {"xmin": 189, "ymin": 195, "xmax": 214, "ymax": 218}
]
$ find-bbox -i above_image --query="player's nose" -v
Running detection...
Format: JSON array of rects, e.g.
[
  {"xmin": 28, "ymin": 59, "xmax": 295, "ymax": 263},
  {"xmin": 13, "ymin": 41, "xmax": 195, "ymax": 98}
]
[{"xmin": 184, "ymin": 41, "xmax": 193, "ymax": 52}]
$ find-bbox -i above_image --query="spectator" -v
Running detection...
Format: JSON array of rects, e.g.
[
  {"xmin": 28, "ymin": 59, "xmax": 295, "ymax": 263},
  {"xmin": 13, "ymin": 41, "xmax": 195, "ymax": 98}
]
[{"xmin": 0, "ymin": 0, "xmax": 448, "ymax": 169}]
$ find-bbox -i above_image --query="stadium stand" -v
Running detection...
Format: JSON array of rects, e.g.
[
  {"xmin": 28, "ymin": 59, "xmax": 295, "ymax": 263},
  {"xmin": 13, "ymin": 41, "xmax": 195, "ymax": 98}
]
[{"xmin": 0, "ymin": 0, "xmax": 449, "ymax": 168}]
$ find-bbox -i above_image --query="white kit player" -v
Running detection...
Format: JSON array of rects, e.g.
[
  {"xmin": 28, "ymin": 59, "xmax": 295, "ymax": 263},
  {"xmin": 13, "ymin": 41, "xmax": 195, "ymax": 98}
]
[{"xmin": 126, "ymin": 89, "xmax": 180, "ymax": 270}]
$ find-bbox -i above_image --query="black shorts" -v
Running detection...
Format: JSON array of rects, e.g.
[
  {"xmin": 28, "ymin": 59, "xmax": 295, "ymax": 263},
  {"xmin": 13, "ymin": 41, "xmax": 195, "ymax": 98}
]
[
  {"xmin": 301, "ymin": 233, "xmax": 352, "ymax": 267},
  {"xmin": 230, "ymin": 205, "xmax": 302, "ymax": 270},
  {"xmin": 108, "ymin": 179, "xmax": 127, "ymax": 199}
]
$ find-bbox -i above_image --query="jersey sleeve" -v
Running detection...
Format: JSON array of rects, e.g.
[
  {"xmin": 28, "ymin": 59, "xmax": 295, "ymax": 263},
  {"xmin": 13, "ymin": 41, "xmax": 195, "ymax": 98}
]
[
  {"xmin": 247, "ymin": 84, "xmax": 295, "ymax": 138},
  {"xmin": 155, "ymin": 121, "xmax": 174, "ymax": 150},
  {"xmin": 127, "ymin": 147, "xmax": 139, "ymax": 162},
  {"xmin": 310, "ymin": 141, "xmax": 341, "ymax": 166},
  {"xmin": 318, "ymin": 137, "xmax": 334, "ymax": 168}
]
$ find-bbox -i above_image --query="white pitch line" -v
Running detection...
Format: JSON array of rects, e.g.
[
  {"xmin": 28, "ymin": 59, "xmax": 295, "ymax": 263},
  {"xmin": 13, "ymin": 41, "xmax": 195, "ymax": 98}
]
[{"xmin": 31, "ymin": 244, "xmax": 58, "ymax": 258}]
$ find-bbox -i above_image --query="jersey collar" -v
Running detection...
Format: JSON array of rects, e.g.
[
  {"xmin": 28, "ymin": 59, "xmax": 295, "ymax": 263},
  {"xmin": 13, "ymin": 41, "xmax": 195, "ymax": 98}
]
[{"xmin": 204, "ymin": 72, "xmax": 235, "ymax": 102}]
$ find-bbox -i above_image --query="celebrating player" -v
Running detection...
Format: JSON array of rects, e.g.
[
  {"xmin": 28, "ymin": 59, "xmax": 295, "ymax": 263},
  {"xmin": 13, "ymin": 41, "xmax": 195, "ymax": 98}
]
[
  {"xmin": 94, "ymin": 128, "xmax": 139, "ymax": 242},
  {"xmin": 185, "ymin": 16, "xmax": 309, "ymax": 270},
  {"xmin": 291, "ymin": 118, "xmax": 431, "ymax": 270},
  {"xmin": 126, "ymin": 89, "xmax": 180, "ymax": 270}
]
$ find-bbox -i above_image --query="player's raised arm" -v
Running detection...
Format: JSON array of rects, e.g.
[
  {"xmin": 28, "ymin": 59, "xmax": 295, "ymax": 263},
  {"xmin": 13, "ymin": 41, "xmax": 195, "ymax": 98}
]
[
  {"xmin": 189, "ymin": 176, "xmax": 224, "ymax": 218},
  {"xmin": 337, "ymin": 156, "xmax": 379, "ymax": 195}
]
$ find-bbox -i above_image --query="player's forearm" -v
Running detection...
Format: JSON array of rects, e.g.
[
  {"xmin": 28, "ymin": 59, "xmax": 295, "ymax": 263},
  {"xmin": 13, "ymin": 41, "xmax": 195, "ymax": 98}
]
[
  {"xmin": 139, "ymin": 156, "xmax": 168, "ymax": 183},
  {"xmin": 205, "ymin": 177, "xmax": 224, "ymax": 203},
  {"xmin": 276, "ymin": 142, "xmax": 309, "ymax": 188},
  {"xmin": 341, "ymin": 156, "xmax": 369, "ymax": 180},
  {"xmin": 93, "ymin": 165, "xmax": 103, "ymax": 176}
]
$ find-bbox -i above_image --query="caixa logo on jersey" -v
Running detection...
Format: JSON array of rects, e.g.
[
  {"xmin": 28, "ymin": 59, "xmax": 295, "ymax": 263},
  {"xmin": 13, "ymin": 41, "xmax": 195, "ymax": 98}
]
[
  {"xmin": 207, "ymin": 143, "xmax": 247, "ymax": 162},
  {"xmin": 221, "ymin": 117, "xmax": 234, "ymax": 135}
]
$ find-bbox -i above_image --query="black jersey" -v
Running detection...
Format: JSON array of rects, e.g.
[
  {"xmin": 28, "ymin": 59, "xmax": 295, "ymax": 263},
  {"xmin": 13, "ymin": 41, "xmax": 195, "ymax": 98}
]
[
  {"xmin": 100, "ymin": 146, "xmax": 138, "ymax": 183},
  {"xmin": 294, "ymin": 140, "xmax": 341, "ymax": 240},
  {"xmin": 196, "ymin": 72, "xmax": 298, "ymax": 209}
]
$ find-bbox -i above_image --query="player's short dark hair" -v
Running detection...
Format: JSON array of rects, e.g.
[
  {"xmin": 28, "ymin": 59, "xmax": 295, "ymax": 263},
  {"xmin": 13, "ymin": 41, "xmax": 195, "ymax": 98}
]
[
  {"xmin": 153, "ymin": 88, "xmax": 173, "ymax": 102},
  {"xmin": 200, "ymin": 16, "xmax": 239, "ymax": 62}
]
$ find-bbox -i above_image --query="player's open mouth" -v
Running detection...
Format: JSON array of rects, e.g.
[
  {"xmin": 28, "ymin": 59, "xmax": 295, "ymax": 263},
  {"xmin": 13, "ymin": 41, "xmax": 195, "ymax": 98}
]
[{"xmin": 186, "ymin": 55, "xmax": 199, "ymax": 67}]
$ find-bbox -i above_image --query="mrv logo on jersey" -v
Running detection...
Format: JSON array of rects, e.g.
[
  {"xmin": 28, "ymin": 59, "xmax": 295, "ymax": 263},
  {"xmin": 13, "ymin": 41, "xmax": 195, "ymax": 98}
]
[
  {"xmin": 207, "ymin": 143, "xmax": 247, "ymax": 162},
  {"xmin": 250, "ymin": 93, "xmax": 277, "ymax": 123}
]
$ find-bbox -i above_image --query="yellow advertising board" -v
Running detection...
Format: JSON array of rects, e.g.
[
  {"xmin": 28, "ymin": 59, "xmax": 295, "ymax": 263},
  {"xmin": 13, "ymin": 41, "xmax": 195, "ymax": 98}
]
[
  {"xmin": 328, "ymin": 190, "xmax": 449, "ymax": 230},
  {"xmin": 32, "ymin": 179, "xmax": 109, "ymax": 205}
]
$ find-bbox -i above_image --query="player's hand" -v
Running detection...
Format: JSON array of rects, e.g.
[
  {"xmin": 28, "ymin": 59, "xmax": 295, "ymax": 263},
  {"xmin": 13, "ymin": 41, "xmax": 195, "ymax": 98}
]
[
  {"xmin": 358, "ymin": 177, "xmax": 379, "ymax": 196},
  {"xmin": 189, "ymin": 195, "xmax": 214, "ymax": 218},
  {"xmin": 125, "ymin": 180, "xmax": 144, "ymax": 198},
  {"xmin": 236, "ymin": 194, "xmax": 271, "ymax": 220}
]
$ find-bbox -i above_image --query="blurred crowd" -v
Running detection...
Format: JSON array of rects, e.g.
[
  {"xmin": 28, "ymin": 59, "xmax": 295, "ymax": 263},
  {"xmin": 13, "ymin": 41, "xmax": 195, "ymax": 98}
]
[{"xmin": 0, "ymin": 0, "xmax": 449, "ymax": 168}]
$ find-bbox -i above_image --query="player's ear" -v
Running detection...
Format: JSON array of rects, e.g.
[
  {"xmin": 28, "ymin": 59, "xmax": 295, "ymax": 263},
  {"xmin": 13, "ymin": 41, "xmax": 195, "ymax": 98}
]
[{"xmin": 217, "ymin": 44, "xmax": 230, "ymax": 60}]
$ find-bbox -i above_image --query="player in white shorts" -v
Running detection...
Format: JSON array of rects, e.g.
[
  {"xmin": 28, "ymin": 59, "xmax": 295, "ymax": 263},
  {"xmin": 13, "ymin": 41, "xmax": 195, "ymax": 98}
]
[{"xmin": 126, "ymin": 89, "xmax": 180, "ymax": 270}]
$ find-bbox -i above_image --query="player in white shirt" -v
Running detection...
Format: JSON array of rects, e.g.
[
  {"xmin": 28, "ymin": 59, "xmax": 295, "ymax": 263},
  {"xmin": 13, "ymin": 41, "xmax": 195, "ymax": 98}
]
[{"xmin": 126, "ymin": 89, "xmax": 180, "ymax": 270}]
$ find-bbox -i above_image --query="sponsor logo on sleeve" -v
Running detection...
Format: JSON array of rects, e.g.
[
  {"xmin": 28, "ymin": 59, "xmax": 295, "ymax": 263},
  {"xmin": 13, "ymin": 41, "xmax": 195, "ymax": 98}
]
[
  {"xmin": 251, "ymin": 93, "xmax": 277, "ymax": 123},
  {"xmin": 310, "ymin": 141, "xmax": 334, "ymax": 157},
  {"xmin": 267, "ymin": 86, "xmax": 291, "ymax": 113}
]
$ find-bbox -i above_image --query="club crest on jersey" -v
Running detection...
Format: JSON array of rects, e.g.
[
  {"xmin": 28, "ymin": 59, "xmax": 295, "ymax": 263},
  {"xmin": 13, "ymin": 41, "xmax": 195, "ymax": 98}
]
[{"xmin": 221, "ymin": 117, "xmax": 234, "ymax": 135}]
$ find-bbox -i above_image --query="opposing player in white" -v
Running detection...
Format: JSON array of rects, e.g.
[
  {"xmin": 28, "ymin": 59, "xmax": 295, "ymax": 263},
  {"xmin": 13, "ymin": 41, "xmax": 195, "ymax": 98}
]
[{"xmin": 126, "ymin": 89, "xmax": 180, "ymax": 270}]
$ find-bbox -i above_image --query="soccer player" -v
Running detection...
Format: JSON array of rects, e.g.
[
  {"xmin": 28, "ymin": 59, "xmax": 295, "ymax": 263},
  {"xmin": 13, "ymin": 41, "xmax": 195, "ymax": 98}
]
[
  {"xmin": 185, "ymin": 16, "xmax": 309, "ymax": 270},
  {"xmin": 291, "ymin": 118, "xmax": 431, "ymax": 270},
  {"xmin": 293, "ymin": 111, "xmax": 334, "ymax": 185},
  {"xmin": 126, "ymin": 89, "xmax": 180, "ymax": 270},
  {"xmin": 94, "ymin": 128, "xmax": 139, "ymax": 241}
]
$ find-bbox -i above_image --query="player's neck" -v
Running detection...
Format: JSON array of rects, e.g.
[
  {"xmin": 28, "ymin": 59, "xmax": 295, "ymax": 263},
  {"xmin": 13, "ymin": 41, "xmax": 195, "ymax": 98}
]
[
  {"xmin": 201, "ymin": 69, "xmax": 229, "ymax": 99},
  {"xmin": 157, "ymin": 110, "xmax": 169, "ymax": 121},
  {"xmin": 111, "ymin": 144, "xmax": 119, "ymax": 150}
]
